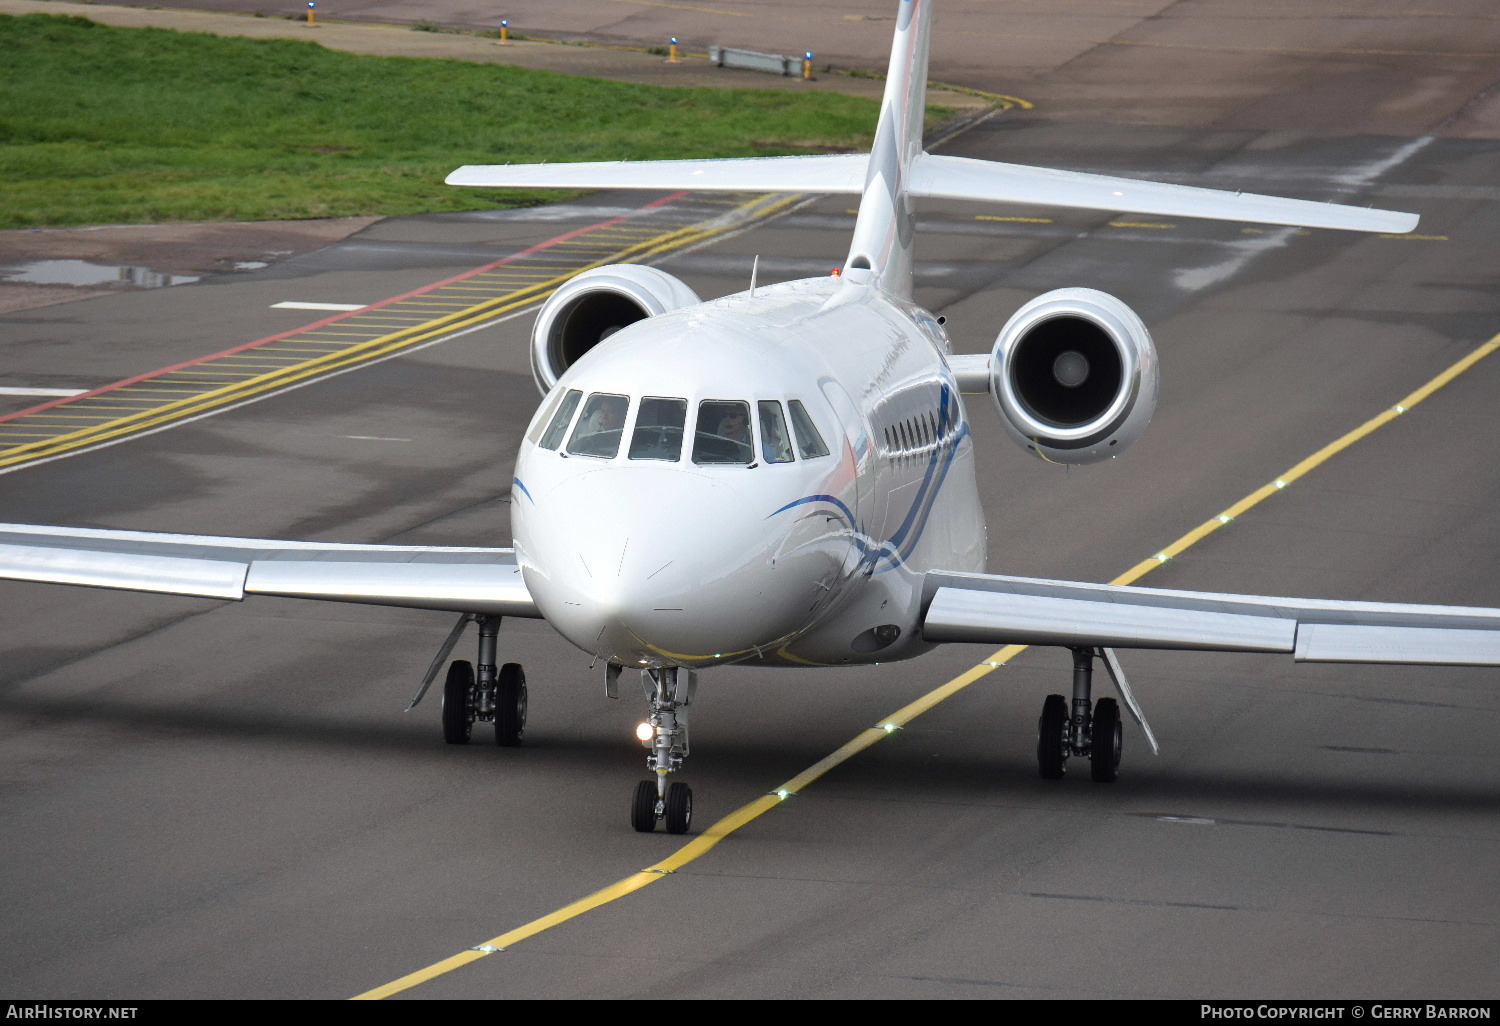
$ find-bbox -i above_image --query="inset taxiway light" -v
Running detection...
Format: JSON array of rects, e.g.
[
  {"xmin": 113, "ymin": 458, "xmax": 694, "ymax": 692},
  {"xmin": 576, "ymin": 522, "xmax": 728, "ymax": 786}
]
[
  {"xmin": 806, "ymin": 52, "xmax": 813, "ymax": 59},
  {"xmin": 1217, "ymin": 514, "xmax": 1233, "ymax": 523},
  {"xmin": 881, "ymin": 723, "xmax": 899, "ymax": 733},
  {"xmin": 1394, "ymin": 404, "xmax": 1407, "ymax": 413},
  {"xmin": 635, "ymin": 722, "xmax": 653, "ymax": 742},
  {"xmin": 775, "ymin": 788, "xmax": 792, "ymax": 800},
  {"xmin": 1274, "ymin": 479, "xmax": 1287, "ymax": 489},
  {"xmin": 1155, "ymin": 553, "xmax": 1170, "ymax": 562}
]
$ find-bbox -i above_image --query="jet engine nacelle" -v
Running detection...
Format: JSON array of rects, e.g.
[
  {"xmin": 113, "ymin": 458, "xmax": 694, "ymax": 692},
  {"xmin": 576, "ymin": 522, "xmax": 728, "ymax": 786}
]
[
  {"xmin": 990, "ymin": 287, "xmax": 1159, "ymax": 465},
  {"xmin": 530, "ymin": 264, "xmax": 700, "ymax": 394}
]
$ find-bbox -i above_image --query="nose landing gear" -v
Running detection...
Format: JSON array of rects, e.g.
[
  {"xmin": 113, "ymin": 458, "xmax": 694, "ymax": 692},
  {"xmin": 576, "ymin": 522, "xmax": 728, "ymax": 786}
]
[
  {"xmin": 631, "ymin": 666, "xmax": 695, "ymax": 834},
  {"xmin": 1036, "ymin": 647, "xmax": 1123, "ymax": 782}
]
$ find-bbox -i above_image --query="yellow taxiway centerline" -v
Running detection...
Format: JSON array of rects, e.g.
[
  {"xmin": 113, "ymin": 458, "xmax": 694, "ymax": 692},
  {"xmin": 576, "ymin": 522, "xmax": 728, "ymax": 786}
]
[{"xmin": 353, "ymin": 332, "xmax": 1500, "ymax": 1000}]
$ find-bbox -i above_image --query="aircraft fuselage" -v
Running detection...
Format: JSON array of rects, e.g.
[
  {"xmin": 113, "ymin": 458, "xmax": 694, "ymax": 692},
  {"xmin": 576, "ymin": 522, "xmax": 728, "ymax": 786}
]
[{"xmin": 511, "ymin": 274, "xmax": 986, "ymax": 669}]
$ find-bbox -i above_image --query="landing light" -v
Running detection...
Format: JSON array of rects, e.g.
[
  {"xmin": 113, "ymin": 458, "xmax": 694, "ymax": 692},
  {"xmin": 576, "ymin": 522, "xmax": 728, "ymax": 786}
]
[{"xmin": 636, "ymin": 722, "xmax": 654, "ymax": 742}]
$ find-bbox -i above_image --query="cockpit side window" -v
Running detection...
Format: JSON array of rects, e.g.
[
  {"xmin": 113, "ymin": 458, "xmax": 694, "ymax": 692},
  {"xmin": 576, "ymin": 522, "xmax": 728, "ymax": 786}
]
[
  {"xmin": 629, "ymin": 397, "xmax": 688, "ymax": 461},
  {"xmin": 537, "ymin": 389, "xmax": 582, "ymax": 450},
  {"xmin": 567, "ymin": 392, "xmax": 630, "ymax": 458},
  {"xmin": 787, "ymin": 399, "xmax": 830, "ymax": 459},
  {"xmin": 692, "ymin": 400, "xmax": 753, "ymax": 465},
  {"xmin": 757, "ymin": 401, "xmax": 795, "ymax": 464}
]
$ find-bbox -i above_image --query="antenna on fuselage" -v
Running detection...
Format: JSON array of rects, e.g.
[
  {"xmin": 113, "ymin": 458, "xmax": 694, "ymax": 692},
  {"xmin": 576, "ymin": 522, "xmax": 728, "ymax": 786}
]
[{"xmin": 750, "ymin": 255, "xmax": 759, "ymax": 297}]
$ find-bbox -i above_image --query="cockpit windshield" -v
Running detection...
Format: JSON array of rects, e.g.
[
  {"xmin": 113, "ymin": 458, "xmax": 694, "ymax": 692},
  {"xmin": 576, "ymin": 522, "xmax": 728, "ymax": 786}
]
[
  {"xmin": 693, "ymin": 400, "xmax": 754, "ymax": 465},
  {"xmin": 629, "ymin": 397, "xmax": 688, "ymax": 461},
  {"xmin": 567, "ymin": 392, "xmax": 629, "ymax": 458},
  {"xmin": 787, "ymin": 399, "xmax": 830, "ymax": 458},
  {"xmin": 758, "ymin": 401, "xmax": 794, "ymax": 464},
  {"xmin": 535, "ymin": 389, "xmax": 829, "ymax": 466},
  {"xmin": 537, "ymin": 388, "xmax": 581, "ymax": 450}
]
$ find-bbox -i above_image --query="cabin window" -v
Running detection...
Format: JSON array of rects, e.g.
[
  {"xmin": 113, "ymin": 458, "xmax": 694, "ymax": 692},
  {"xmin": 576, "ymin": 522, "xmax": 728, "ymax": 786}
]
[
  {"xmin": 758, "ymin": 401, "xmax": 795, "ymax": 464},
  {"xmin": 628, "ymin": 397, "xmax": 688, "ymax": 461},
  {"xmin": 567, "ymin": 392, "xmax": 630, "ymax": 458},
  {"xmin": 787, "ymin": 400, "xmax": 830, "ymax": 459},
  {"xmin": 537, "ymin": 389, "xmax": 582, "ymax": 450},
  {"xmin": 693, "ymin": 400, "xmax": 754, "ymax": 465}
]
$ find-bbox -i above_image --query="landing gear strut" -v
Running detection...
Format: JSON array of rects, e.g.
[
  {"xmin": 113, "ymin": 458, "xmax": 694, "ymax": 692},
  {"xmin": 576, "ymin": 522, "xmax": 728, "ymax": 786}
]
[
  {"xmin": 631, "ymin": 666, "xmax": 694, "ymax": 834},
  {"xmin": 1036, "ymin": 647, "xmax": 1121, "ymax": 782},
  {"xmin": 433, "ymin": 614, "xmax": 527, "ymax": 748}
]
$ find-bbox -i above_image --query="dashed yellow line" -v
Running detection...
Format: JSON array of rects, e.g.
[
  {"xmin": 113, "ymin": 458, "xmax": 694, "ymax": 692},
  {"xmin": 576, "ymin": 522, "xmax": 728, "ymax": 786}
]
[{"xmin": 353, "ymin": 329, "xmax": 1500, "ymax": 1000}]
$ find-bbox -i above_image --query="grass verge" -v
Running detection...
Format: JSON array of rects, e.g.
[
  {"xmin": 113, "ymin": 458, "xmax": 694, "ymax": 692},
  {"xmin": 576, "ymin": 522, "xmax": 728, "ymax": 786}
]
[{"xmin": 0, "ymin": 13, "xmax": 885, "ymax": 228}]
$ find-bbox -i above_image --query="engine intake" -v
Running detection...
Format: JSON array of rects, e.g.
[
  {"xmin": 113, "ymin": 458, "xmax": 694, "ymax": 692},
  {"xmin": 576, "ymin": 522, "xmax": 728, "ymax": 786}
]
[
  {"xmin": 990, "ymin": 288, "xmax": 1158, "ymax": 465},
  {"xmin": 531, "ymin": 264, "xmax": 700, "ymax": 394}
]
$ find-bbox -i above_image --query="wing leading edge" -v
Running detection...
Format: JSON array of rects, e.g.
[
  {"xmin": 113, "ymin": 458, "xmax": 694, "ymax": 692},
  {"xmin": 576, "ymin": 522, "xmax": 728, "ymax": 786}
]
[
  {"xmin": 0, "ymin": 523, "xmax": 538, "ymax": 617},
  {"xmin": 923, "ymin": 571, "xmax": 1500, "ymax": 666}
]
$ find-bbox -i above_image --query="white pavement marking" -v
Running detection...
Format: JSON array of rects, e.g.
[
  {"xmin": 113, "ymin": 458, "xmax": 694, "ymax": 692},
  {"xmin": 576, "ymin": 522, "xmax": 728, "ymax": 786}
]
[
  {"xmin": 272, "ymin": 301, "xmax": 368, "ymax": 311},
  {"xmin": 0, "ymin": 387, "xmax": 89, "ymax": 397}
]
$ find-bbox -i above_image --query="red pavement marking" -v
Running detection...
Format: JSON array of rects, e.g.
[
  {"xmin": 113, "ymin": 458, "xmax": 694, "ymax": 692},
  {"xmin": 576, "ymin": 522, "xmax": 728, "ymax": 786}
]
[{"xmin": 0, "ymin": 191, "xmax": 691, "ymax": 426}]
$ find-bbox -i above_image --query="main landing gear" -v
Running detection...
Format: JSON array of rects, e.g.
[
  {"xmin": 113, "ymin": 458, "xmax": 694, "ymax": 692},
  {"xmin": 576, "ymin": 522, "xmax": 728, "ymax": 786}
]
[
  {"xmin": 429, "ymin": 613, "xmax": 527, "ymax": 748},
  {"xmin": 1037, "ymin": 647, "xmax": 1122, "ymax": 782},
  {"xmin": 631, "ymin": 666, "xmax": 695, "ymax": 835}
]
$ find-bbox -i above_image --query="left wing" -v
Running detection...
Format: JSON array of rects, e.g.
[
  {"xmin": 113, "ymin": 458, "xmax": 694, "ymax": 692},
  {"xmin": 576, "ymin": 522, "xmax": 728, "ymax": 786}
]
[
  {"xmin": 0, "ymin": 523, "xmax": 538, "ymax": 617},
  {"xmin": 923, "ymin": 570, "xmax": 1500, "ymax": 665}
]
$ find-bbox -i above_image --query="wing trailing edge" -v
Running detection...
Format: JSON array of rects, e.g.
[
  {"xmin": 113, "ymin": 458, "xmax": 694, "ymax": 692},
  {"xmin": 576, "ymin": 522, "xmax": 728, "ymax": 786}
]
[{"xmin": 924, "ymin": 571, "xmax": 1500, "ymax": 666}]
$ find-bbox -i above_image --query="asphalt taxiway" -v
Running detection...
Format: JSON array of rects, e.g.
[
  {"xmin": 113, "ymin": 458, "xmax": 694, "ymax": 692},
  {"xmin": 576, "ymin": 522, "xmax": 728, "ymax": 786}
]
[{"xmin": 2, "ymin": 3, "xmax": 1499, "ymax": 1003}]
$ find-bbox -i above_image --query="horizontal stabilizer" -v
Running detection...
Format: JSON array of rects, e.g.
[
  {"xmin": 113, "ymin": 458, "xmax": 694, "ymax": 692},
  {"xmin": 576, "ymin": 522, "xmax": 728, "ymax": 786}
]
[
  {"xmin": 924, "ymin": 571, "xmax": 1500, "ymax": 666},
  {"xmin": 447, "ymin": 154, "xmax": 870, "ymax": 194},
  {"xmin": 0, "ymin": 523, "xmax": 538, "ymax": 616},
  {"xmin": 908, "ymin": 154, "xmax": 1419, "ymax": 234},
  {"xmin": 448, "ymin": 152, "xmax": 1417, "ymax": 234}
]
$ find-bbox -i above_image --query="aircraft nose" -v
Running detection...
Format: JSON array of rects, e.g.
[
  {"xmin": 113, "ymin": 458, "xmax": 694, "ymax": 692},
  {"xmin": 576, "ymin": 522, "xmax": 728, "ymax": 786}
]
[{"xmin": 519, "ymin": 467, "xmax": 816, "ymax": 665}]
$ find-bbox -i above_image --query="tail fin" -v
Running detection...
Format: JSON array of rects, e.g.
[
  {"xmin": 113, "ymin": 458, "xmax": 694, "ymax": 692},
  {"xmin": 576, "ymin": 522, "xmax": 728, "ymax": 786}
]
[{"xmin": 843, "ymin": 0, "xmax": 931, "ymax": 298}]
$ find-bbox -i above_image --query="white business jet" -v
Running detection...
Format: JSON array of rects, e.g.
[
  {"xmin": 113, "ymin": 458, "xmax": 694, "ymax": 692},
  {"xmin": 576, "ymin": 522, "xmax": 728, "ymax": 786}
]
[{"xmin": 3, "ymin": 0, "xmax": 1497, "ymax": 835}]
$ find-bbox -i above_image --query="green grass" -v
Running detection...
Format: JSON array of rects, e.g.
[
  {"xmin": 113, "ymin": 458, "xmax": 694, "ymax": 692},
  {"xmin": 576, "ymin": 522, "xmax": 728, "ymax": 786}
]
[{"xmin": 0, "ymin": 13, "xmax": 884, "ymax": 228}]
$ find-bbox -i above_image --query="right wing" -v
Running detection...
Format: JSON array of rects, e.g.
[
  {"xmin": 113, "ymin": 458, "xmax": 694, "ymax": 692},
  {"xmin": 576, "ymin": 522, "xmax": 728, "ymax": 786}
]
[
  {"xmin": 0, "ymin": 523, "xmax": 538, "ymax": 617},
  {"xmin": 923, "ymin": 570, "xmax": 1500, "ymax": 666}
]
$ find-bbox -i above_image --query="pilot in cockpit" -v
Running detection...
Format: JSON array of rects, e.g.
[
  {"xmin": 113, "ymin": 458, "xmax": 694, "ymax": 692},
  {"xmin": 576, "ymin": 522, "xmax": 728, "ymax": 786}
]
[{"xmin": 716, "ymin": 407, "xmax": 750, "ymax": 445}]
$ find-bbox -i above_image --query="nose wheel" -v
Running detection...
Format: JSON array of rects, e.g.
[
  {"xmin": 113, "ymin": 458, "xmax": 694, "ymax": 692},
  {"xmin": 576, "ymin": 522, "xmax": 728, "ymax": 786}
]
[
  {"xmin": 632, "ymin": 779, "xmax": 693, "ymax": 834},
  {"xmin": 1036, "ymin": 648, "xmax": 1123, "ymax": 782},
  {"xmin": 630, "ymin": 667, "xmax": 695, "ymax": 834}
]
